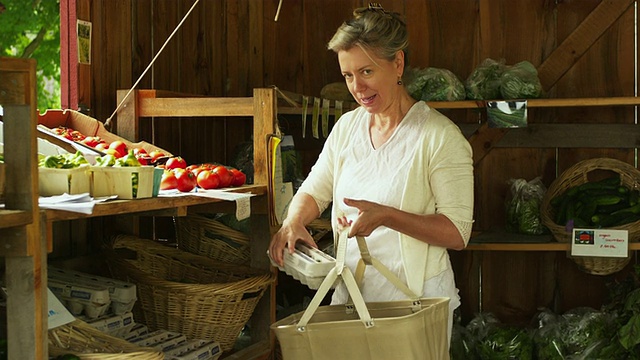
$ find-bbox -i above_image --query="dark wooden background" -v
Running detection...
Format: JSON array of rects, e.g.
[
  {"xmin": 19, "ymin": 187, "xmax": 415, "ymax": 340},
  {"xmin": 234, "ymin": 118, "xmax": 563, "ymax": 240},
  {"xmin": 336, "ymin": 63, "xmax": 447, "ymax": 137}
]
[{"xmin": 60, "ymin": 0, "xmax": 638, "ymax": 326}]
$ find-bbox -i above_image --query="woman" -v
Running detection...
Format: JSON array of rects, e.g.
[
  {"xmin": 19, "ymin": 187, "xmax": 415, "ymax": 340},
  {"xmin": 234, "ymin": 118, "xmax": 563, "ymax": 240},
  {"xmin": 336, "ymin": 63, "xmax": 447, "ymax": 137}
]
[{"xmin": 268, "ymin": 4, "xmax": 474, "ymax": 342}]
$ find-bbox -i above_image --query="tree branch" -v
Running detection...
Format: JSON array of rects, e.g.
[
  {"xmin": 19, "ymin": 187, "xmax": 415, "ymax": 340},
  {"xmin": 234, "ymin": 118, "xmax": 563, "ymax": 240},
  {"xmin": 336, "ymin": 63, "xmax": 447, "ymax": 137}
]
[{"xmin": 21, "ymin": 26, "xmax": 47, "ymax": 58}]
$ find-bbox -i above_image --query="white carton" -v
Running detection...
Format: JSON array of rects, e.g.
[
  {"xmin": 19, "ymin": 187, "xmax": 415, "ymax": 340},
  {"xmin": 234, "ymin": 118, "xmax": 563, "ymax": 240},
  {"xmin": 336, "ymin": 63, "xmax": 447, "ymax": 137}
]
[
  {"xmin": 269, "ymin": 243, "xmax": 336, "ymax": 289},
  {"xmin": 164, "ymin": 339, "xmax": 222, "ymax": 360},
  {"xmin": 81, "ymin": 311, "xmax": 135, "ymax": 338},
  {"xmin": 48, "ymin": 266, "xmax": 137, "ymax": 315},
  {"xmin": 90, "ymin": 165, "xmax": 156, "ymax": 199},
  {"xmin": 125, "ymin": 323, "xmax": 149, "ymax": 341},
  {"xmin": 129, "ymin": 329, "xmax": 187, "ymax": 351},
  {"xmin": 39, "ymin": 165, "xmax": 91, "ymax": 197},
  {"xmin": 47, "ymin": 277, "xmax": 111, "ymax": 319}
]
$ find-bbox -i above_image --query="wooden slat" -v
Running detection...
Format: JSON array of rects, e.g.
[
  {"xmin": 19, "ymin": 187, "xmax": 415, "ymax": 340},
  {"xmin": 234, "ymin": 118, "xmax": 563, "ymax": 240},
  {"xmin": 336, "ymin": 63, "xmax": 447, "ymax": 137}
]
[
  {"xmin": 537, "ymin": 0, "xmax": 635, "ymax": 90},
  {"xmin": 253, "ymin": 88, "xmax": 277, "ymax": 187},
  {"xmin": 0, "ymin": 210, "xmax": 33, "ymax": 230},
  {"xmin": 138, "ymin": 97, "xmax": 255, "ymax": 117},
  {"xmin": 466, "ymin": 123, "xmax": 508, "ymax": 166}
]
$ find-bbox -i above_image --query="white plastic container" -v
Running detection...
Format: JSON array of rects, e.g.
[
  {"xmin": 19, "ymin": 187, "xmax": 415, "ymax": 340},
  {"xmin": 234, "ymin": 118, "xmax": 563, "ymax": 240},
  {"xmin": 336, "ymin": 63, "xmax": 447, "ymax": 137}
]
[{"xmin": 268, "ymin": 243, "xmax": 336, "ymax": 289}]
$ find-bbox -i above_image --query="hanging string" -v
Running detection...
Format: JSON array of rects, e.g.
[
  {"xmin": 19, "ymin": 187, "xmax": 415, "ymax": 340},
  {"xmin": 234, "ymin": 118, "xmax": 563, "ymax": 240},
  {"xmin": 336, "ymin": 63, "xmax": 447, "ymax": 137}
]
[
  {"xmin": 104, "ymin": 0, "xmax": 201, "ymax": 129},
  {"xmin": 274, "ymin": 0, "xmax": 283, "ymax": 21}
]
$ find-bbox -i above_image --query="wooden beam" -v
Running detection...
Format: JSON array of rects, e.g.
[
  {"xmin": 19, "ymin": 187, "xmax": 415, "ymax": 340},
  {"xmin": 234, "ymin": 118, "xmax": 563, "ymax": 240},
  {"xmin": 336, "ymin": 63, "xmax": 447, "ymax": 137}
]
[
  {"xmin": 537, "ymin": 0, "xmax": 635, "ymax": 90},
  {"xmin": 466, "ymin": 123, "xmax": 508, "ymax": 166},
  {"xmin": 459, "ymin": 123, "xmax": 640, "ymax": 149}
]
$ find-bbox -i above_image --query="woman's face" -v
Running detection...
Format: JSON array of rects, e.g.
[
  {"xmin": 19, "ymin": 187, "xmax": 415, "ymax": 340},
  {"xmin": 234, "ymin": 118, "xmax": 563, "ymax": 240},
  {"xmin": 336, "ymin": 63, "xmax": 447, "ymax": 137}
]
[{"xmin": 338, "ymin": 45, "xmax": 402, "ymax": 115}]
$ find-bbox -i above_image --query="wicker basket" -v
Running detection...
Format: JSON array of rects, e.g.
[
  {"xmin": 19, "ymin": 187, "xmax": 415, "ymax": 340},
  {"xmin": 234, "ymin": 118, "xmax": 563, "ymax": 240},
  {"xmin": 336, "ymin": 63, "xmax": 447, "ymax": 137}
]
[
  {"xmin": 49, "ymin": 319, "xmax": 163, "ymax": 360},
  {"xmin": 176, "ymin": 214, "xmax": 251, "ymax": 265},
  {"xmin": 106, "ymin": 234, "xmax": 275, "ymax": 352},
  {"xmin": 541, "ymin": 157, "xmax": 640, "ymax": 275}
]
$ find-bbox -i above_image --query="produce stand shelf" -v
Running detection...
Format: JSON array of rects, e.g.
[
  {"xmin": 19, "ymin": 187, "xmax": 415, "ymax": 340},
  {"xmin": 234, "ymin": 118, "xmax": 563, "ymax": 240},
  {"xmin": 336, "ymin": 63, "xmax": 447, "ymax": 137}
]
[
  {"xmin": 426, "ymin": 96, "xmax": 640, "ymax": 109},
  {"xmin": 0, "ymin": 209, "xmax": 33, "ymax": 229},
  {"xmin": 466, "ymin": 241, "xmax": 640, "ymax": 251},
  {"xmin": 43, "ymin": 185, "xmax": 267, "ymax": 222},
  {"xmin": 0, "ymin": 57, "xmax": 46, "ymax": 359}
]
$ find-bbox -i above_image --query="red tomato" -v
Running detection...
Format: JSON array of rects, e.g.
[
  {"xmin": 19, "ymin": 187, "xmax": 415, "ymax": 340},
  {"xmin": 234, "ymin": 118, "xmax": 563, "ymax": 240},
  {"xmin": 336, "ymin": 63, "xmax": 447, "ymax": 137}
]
[
  {"xmin": 109, "ymin": 140, "xmax": 128, "ymax": 158},
  {"xmin": 212, "ymin": 165, "xmax": 234, "ymax": 188},
  {"xmin": 81, "ymin": 136, "xmax": 100, "ymax": 148},
  {"xmin": 174, "ymin": 168, "xmax": 196, "ymax": 192},
  {"xmin": 160, "ymin": 169, "xmax": 178, "ymax": 190},
  {"xmin": 104, "ymin": 148, "xmax": 124, "ymax": 158},
  {"xmin": 229, "ymin": 168, "xmax": 246, "ymax": 187},
  {"xmin": 133, "ymin": 148, "xmax": 148, "ymax": 156},
  {"xmin": 95, "ymin": 142, "xmax": 108, "ymax": 152},
  {"xmin": 197, "ymin": 170, "xmax": 221, "ymax": 190},
  {"xmin": 165, "ymin": 156, "xmax": 187, "ymax": 170},
  {"xmin": 149, "ymin": 150, "xmax": 165, "ymax": 162}
]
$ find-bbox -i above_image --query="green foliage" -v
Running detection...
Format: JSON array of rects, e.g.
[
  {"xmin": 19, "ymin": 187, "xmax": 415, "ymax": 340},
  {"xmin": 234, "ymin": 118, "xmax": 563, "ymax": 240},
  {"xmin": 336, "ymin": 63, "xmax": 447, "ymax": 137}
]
[{"xmin": 0, "ymin": 0, "xmax": 61, "ymax": 110}]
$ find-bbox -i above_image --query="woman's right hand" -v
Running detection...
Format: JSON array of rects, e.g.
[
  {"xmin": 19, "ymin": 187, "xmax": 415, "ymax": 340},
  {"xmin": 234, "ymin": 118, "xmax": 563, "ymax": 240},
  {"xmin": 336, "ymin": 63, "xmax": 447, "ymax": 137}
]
[{"xmin": 268, "ymin": 219, "xmax": 317, "ymax": 267}]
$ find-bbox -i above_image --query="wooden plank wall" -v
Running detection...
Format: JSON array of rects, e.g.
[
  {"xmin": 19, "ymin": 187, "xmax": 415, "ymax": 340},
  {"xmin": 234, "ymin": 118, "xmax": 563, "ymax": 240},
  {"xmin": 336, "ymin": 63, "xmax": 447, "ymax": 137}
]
[{"xmin": 70, "ymin": 0, "xmax": 638, "ymax": 326}]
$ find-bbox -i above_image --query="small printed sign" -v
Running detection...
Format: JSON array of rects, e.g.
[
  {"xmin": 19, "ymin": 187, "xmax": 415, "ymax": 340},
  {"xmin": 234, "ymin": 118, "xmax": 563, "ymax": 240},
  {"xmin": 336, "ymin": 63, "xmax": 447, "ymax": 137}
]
[{"xmin": 571, "ymin": 228, "xmax": 628, "ymax": 258}]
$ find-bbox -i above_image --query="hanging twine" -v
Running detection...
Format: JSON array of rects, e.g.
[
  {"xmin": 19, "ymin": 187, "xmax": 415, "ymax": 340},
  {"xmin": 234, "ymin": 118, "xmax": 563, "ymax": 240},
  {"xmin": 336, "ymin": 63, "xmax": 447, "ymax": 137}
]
[{"xmin": 104, "ymin": 0, "xmax": 201, "ymax": 130}]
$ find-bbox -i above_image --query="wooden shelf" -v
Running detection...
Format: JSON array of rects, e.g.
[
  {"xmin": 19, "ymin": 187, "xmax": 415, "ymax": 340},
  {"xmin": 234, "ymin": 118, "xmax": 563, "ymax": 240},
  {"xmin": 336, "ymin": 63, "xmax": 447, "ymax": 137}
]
[
  {"xmin": 466, "ymin": 231, "xmax": 640, "ymax": 251},
  {"xmin": 42, "ymin": 185, "xmax": 267, "ymax": 222},
  {"xmin": 0, "ymin": 209, "xmax": 33, "ymax": 229},
  {"xmin": 426, "ymin": 96, "xmax": 640, "ymax": 109}
]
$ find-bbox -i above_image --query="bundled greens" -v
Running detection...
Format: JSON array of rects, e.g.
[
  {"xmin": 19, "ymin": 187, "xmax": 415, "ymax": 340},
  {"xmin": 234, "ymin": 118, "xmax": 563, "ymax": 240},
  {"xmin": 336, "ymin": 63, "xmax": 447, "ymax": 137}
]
[
  {"xmin": 506, "ymin": 177, "xmax": 547, "ymax": 235},
  {"xmin": 405, "ymin": 66, "xmax": 466, "ymax": 101},
  {"xmin": 500, "ymin": 61, "xmax": 543, "ymax": 99},
  {"xmin": 465, "ymin": 58, "xmax": 506, "ymax": 100}
]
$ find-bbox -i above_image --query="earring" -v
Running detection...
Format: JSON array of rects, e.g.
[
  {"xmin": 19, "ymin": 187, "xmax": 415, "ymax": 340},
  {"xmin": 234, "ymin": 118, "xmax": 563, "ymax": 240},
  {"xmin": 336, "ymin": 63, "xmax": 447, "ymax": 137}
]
[{"xmin": 397, "ymin": 78, "xmax": 403, "ymax": 85}]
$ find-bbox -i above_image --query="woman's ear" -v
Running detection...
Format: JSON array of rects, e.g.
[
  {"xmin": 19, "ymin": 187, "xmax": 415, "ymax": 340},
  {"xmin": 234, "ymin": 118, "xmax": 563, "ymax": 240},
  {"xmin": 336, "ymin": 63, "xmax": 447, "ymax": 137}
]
[{"xmin": 395, "ymin": 50, "xmax": 405, "ymax": 75}]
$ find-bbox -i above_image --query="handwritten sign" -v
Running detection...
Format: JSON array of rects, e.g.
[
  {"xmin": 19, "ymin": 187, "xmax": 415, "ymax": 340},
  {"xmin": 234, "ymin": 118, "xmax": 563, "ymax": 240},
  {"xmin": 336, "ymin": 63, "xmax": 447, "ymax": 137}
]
[{"xmin": 571, "ymin": 228, "xmax": 628, "ymax": 258}]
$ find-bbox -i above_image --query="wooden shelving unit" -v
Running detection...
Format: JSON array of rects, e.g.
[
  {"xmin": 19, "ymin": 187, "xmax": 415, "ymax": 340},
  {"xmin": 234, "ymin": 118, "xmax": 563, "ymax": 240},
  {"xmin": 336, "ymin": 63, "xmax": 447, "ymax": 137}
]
[
  {"xmin": 113, "ymin": 87, "xmax": 279, "ymax": 360},
  {"xmin": 0, "ymin": 57, "xmax": 46, "ymax": 359}
]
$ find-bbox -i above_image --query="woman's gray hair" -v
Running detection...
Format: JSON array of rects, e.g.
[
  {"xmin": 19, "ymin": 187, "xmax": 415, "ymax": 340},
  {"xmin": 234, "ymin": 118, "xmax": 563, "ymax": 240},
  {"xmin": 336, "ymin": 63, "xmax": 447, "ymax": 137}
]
[{"xmin": 327, "ymin": 4, "xmax": 409, "ymax": 63}]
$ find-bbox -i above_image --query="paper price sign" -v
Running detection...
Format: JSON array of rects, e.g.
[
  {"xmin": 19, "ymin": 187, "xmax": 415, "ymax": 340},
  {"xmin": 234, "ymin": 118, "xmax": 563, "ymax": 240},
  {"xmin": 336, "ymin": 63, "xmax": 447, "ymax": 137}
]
[{"xmin": 571, "ymin": 228, "xmax": 628, "ymax": 258}]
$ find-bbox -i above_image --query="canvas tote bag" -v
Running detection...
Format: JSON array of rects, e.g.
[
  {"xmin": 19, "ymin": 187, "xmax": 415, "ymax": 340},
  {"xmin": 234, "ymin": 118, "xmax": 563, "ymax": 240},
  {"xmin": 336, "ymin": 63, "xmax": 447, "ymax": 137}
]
[{"xmin": 271, "ymin": 230, "xmax": 450, "ymax": 360}]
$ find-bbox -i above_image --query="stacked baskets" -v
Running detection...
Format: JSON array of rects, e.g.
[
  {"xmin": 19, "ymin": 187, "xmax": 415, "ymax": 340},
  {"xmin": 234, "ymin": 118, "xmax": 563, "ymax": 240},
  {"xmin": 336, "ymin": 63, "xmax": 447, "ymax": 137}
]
[
  {"xmin": 541, "ymin": 158, "xmax": 640, "ymax": 275},
  {"xmin": 106, "ymin": 235, "xmax": 275, "ymax": 352},
  {"xmin": 176, "ymin": 213, "xmax": 251, "ymax": 265},
  {"xmin": 49, "ymin": 319, "xmax": 163, "ymax": 360}
]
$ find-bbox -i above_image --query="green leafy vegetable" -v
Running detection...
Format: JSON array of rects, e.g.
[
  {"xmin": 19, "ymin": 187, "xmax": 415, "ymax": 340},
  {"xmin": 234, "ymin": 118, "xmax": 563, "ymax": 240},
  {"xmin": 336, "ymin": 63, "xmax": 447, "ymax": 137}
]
[
  {"xmin": 465, "ymin": 58, "xmax": 506, "ymax": 100},
  {"xmin": 500, "ymin": 61, "xmax": 543, "ymax": 99}
]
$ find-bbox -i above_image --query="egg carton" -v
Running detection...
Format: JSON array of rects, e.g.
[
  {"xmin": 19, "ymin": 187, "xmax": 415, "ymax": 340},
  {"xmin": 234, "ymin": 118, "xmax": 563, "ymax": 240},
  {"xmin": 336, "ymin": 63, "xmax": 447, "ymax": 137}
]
[
  {"xmin": 80, "ymin": 311, "xmax": 135, "ymax": 339},
  {"xmin": 48, "ymin": 266, "xmax": 137, "ymax": 315},
  {"xmin": 164, "ymin": 339, "xmax": 222, "ymax": 360},
  {"xmin": 129, "ymin": 329, "xmax": 187, "ymax": 352},
  {"xmin": 124, "ymin": 323, "xmax": 149, "ymax": 341},
  {"xmin": 48, "ymin": 278, "xmax": 111, "ymax": 319},
  {"xmin": 268, "ymin": 243, "xmax": 336, "ymax": 289}
]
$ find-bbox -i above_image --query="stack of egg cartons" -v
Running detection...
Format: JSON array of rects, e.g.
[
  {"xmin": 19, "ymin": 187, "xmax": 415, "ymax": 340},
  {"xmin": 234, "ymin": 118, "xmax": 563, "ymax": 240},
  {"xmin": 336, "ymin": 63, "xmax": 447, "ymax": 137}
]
[
  {"xmin": 128, "ymin": 330, "xmax": 222, "ymax": 360},
  {"xmin": 48, "ymin": 266, "xmax": 138, "ymax": 338}
]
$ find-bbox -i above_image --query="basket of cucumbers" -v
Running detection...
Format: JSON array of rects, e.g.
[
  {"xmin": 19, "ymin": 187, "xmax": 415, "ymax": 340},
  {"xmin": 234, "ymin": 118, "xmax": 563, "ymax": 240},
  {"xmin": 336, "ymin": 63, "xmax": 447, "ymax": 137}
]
[{"xmin": 541, "ymin": 158, "xmax": 640, "ymax": 275}]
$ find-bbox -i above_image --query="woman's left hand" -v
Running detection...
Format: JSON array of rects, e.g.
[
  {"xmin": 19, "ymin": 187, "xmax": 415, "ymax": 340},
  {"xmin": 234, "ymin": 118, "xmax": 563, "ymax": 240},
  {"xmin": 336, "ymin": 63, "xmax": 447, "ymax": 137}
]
[{"xmin": 343, "ymin": 197, "xmax": 389, "ymax": 237}]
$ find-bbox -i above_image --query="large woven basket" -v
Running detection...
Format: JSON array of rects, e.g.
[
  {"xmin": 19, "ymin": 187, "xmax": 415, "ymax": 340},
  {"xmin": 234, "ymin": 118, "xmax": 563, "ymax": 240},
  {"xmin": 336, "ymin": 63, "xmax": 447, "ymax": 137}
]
[
  {"xmin": 106, "ymin": 234, "xmax": 275, "ymax": 352},
  {"xmin": 176, "ymin": 214, "xmax": 251, "ymax": 265},
  {"xmin": 541, "ymin": 158, "xmax": 640, "ymax": 275},
  {"xmin": 49, "ymin": 319, "xmax": 163, "ymax": 360}
]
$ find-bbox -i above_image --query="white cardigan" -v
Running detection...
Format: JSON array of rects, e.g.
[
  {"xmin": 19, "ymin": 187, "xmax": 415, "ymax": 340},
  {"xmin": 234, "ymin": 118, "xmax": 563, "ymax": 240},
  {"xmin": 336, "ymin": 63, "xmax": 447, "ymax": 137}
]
[{"xmin": 298, "ymin": 102, "xmax": 474, "ymax": 296}]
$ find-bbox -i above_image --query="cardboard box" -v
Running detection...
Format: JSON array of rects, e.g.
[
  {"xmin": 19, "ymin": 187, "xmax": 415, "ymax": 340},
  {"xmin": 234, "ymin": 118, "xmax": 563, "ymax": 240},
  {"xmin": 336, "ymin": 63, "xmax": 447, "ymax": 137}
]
[
  {"xmin": 38, "ymin": 109, "xmax": 172, "ymax": 156},
  {"xmin": 39, "ymin": 165, "xmax": 91, "ymax": 197},
  {"xmin": 91, "ymin": 165, "xmax": 156, "ymax": 200}
]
